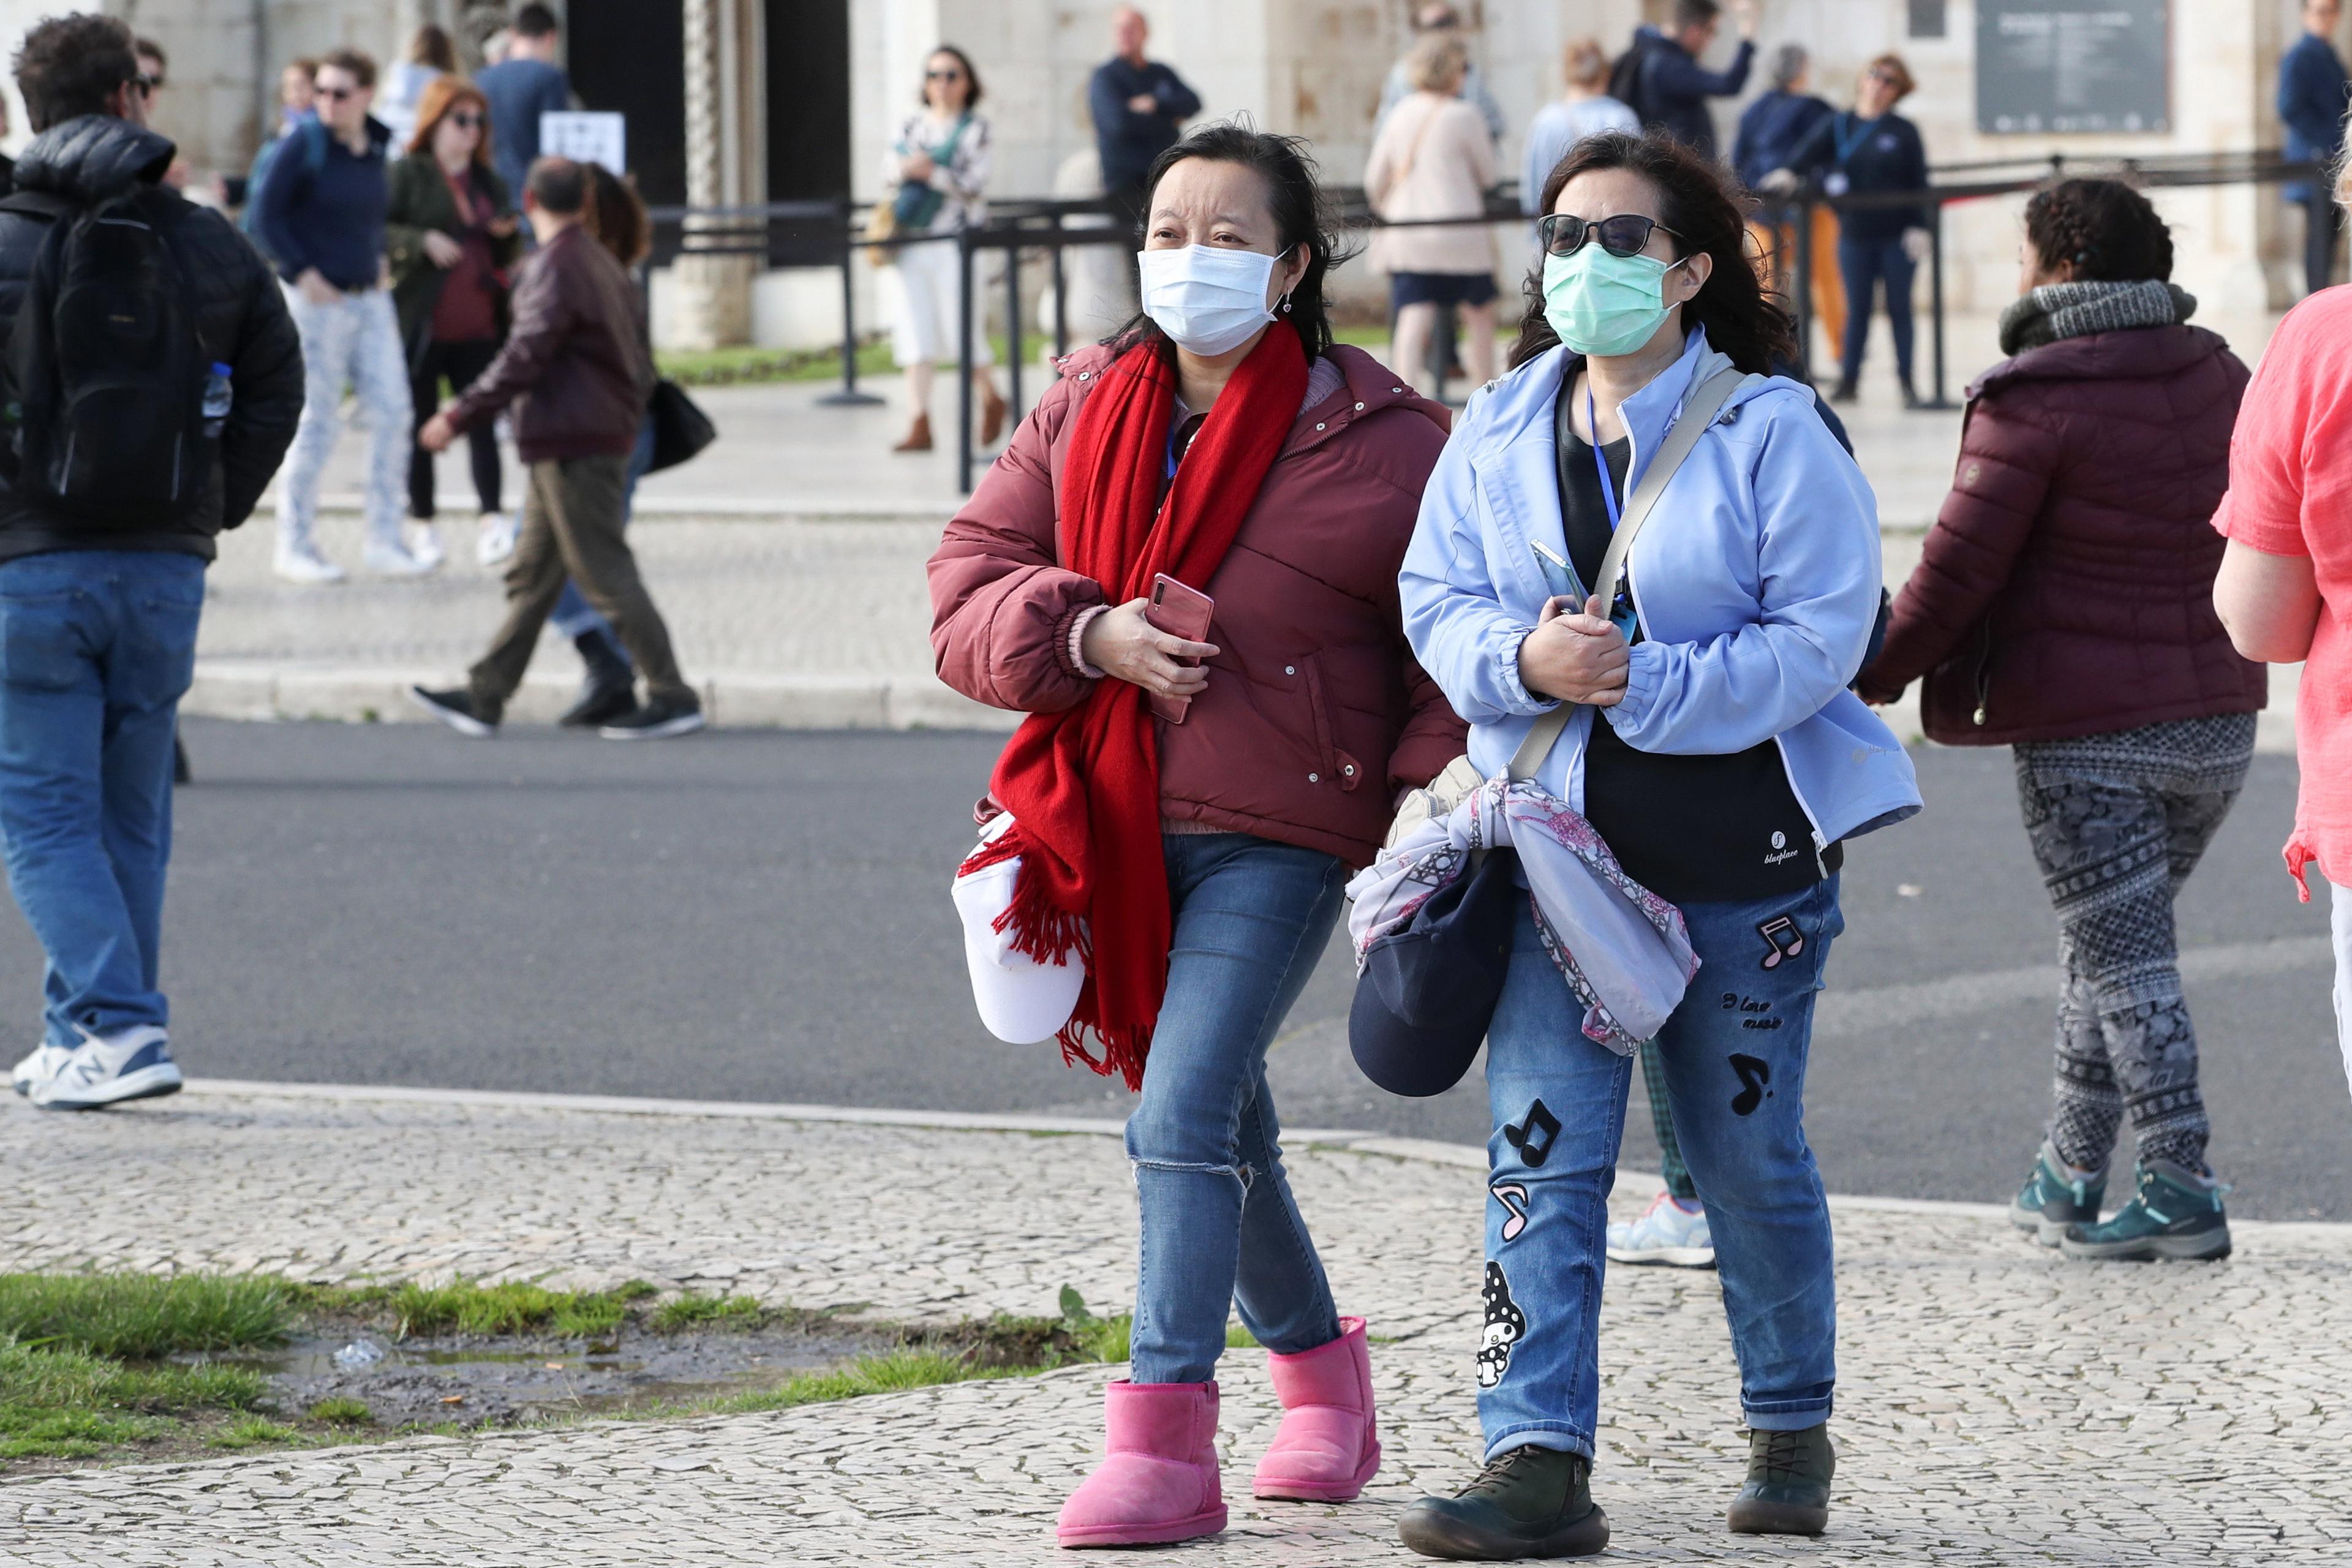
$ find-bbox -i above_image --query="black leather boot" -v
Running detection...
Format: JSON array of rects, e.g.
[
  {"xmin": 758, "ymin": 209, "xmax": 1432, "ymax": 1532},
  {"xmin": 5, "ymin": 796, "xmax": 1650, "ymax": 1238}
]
[{"xmin": 560, "ymin": 630, "xmax": 637, "ymax": 728}]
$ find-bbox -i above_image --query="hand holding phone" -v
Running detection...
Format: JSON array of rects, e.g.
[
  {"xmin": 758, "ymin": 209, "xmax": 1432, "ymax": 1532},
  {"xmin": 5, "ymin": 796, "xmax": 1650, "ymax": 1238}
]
[{"xmin": 1142, "ymin": 573, "xmax": 1216, "ymax": 724}]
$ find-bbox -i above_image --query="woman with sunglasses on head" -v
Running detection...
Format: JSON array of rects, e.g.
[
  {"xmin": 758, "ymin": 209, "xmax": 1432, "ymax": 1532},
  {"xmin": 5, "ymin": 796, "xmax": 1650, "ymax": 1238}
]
[
  {"xmin": 1766, "ymin": 53, "xmax": 1928, "ymax": 406},
  {"xmin": 386, "ymin": 75, "xmax": 520, "ymax": 572},
  {"xmin": 884, "ymin": 46, "xmax": 1007, "ymax": 453},
  {"xmin": 931, "ymin": 123, "xmax": 1461, "ymax": 1550},
  {"xmin": 1396, "ymin": 130, "xmax": 1918, "ymax": 1559}
]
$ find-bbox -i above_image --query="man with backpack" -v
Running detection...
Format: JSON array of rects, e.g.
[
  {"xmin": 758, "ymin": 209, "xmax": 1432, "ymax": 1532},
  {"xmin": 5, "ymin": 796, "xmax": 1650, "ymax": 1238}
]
[
  {"xmin": 0, "ymin": 13, "xmax": 302, "ymax": 1110},
  {"xmin": 1611, "ymin": 0, "xmax": 1758, "ymax": 163}
]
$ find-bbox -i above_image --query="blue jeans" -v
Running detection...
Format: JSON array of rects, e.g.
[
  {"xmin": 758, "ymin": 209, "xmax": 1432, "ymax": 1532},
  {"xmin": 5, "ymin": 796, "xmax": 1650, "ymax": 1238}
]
[
  {"xmin": 0, "ymin": 552, "xmax": 203, "ymax": 1046},
  {"xmin": 1477, "ymin": 875, "xmax": 1845, "ymax": 1459},
  {"xmin": 1125, "ymin": 833, "xmax": 1347, "ymax": 1385},
  {"xmin": 1837, "ymin": 236, "xmax": 1915, "ymax": 389},
  {"xmin": 551, "ymin": 417, "xmax": 657, "ymax": 654}
]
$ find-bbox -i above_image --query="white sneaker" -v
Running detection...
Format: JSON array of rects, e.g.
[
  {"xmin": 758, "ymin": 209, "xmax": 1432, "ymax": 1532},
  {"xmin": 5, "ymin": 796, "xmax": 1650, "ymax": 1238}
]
[
  {"xmin": 26, "ymin": 1025, "xmax": 183, "ymax": 1111},
  {"xmin": 476, "ymin": 512, "xmax": 518, "ymax": 568},
  {"xmin": 363, "ymin": 538, "xmax": 437, "ymax": 577},
  {"xmin": 273, "ymin": 545, "xmax": 347, "ymax": 584},
  {"xmin": 10, "ymin": 1041, "xmax": 67, "ymax": 1096},
  {"xmin": 406, "ymin": 522, "xmax": 446, "ymax": 571},
  {"xmin": 1605, "ymin": 1191, "xmax": 1716, "ymax": 1268}
]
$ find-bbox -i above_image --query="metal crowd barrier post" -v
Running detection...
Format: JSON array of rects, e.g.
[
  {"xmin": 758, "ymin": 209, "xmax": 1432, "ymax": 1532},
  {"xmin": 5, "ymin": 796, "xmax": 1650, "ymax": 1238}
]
[
  {"xmin": 957, "ymin": 228, "xmax": 978, "ymax": 495},
  {"xmin": 816, "ymin": 197, "xmax": 884, "ymax": 409}
]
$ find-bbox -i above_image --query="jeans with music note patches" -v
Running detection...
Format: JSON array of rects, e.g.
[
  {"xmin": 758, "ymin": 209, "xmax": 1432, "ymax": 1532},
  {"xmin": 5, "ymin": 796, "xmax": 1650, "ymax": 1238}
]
[{"xmin": 1477, "ymin": 875, "xmax": 1843, "ymax": 1461}]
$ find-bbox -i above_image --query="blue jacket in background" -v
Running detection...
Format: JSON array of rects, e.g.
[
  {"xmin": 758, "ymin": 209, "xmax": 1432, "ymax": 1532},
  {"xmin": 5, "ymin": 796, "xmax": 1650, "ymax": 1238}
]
[
  {"xmin": 1619, "ymin": 25, "xmax": 1752, "ymax": 162},
  {"xmin": 1732, "ymin": 89, "xmax": 1833, "ymax": 192},
  {"xmin": 1088, "ymin": 56, "xmax": 1202, "ymax": 194},
  {"xmin": 1785, "ymin": 110, "xmax": 1928, "ymax": 241},
  {"xmin": 2279, "ymin": 31, "xmax": 2350, "ymax": 204},
  {"xmin": 477, "ymin": 55, "xmax": 572, "ymax": 198},
  {"xmin": 248, "ymin": 116, "xmax": 391, "ymax": 290},
  {"xmin": 1398, "ymin": 326, "xmax": 1919, "ymax": 856}
]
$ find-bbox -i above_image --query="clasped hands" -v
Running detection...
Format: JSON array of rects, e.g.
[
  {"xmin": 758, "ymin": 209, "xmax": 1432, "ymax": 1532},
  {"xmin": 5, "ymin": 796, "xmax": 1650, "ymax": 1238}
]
[{"xmin": 1519, "ymin": 594, "xmax": 1629, "ymax": 707}]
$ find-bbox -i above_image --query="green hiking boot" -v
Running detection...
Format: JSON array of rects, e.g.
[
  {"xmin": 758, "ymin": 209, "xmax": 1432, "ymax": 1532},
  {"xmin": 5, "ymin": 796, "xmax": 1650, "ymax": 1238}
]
[
  {"xmin": 1398, "ymin": 1445, "xmax": 1609, "ymax": 1560},
  {"xmin": 1727, "ymin": 1422, "xmax": 1834, "ymax": 1536},
  {"xmin": 2008, "ymin": 1140, "xmax": 2106, "ymax": 1248},
  {"xmin": 2057, "ymin": 1158, "xmax": 2231, "ymax": 1261}
]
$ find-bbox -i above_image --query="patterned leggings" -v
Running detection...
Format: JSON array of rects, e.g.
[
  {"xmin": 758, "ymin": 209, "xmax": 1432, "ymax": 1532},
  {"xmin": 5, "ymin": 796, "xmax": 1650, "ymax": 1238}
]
[{"xmin": 2013, "ymin": 714, "xmax": 2255, "ymax": 1177}]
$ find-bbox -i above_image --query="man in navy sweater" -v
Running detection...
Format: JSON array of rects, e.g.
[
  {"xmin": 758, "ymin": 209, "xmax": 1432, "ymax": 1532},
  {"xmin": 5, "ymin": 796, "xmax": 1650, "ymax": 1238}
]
[
  {"xmin": 477, "ymin": 4, "xmax": 573, "ymax": 207},
  {"xmin": 2280, "ymin": 0, "xmax": 2351, "ymax": 296},
  {"xmin": 1616, "ymin": 0, "xmax": 1756, "ymax": 163},
  {"xmin": 250, "ymin": 47, "xmax": 426, "ymax": 582},
  {"xmin": 1088, "ymin": 6, "xmax": 1200, "ymax": 223}
]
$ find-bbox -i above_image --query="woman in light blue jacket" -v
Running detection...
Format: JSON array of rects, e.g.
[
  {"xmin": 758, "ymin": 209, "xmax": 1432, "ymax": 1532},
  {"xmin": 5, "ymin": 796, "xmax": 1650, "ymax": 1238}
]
[{"xmin": 1392, "ymin": 132, "xmax": 1919, "ymax": 1561}]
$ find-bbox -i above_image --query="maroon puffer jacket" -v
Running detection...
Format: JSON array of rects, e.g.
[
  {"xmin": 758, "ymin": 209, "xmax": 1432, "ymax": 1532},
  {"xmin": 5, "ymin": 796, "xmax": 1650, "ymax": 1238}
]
[
  {"xmin": 1857, "ymin": 323, "xmax": 2266, "ymax": 744},
  {"xmin": 929, "ymin": 342, "xmax": 1465, "ymax": 869}
]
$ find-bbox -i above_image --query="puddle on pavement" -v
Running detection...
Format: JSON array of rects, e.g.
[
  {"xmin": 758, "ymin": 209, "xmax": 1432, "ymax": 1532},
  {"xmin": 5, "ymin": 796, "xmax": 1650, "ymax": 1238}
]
[{"xmin": 187, "ymin": 1320, "xmax": 900, "ymax": 1428}]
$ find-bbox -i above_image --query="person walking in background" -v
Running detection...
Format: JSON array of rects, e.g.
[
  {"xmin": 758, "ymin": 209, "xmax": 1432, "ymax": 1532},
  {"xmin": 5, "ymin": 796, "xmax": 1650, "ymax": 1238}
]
[
  {"xmin": 1520, "ymin": 38, "xmax": 1638, "ymax": 222},
  {"xmin": 0, "ymin": 13, "xmax": 301, "ymax": 1110},
  {"xmin": 476, "ymin": 3, "xmax": 572, "ymax": 204},
  {"xmin": 1088, "ymin": 7, "xmax": 1200, "ymax": 232},
  {"xmin": 410, "ymin": 158, "xmax": 701, "ymax": 741},
  {"xmin": 932, "ymin": 124, "xmax": 1458, "ymax": 1550},
  {"xmin": 2212, "ymin": 151, "xmax": 2352, "ymax": 1107},
  {"xmin": 252, "ymin": 48, "xmax": 427, "ymax": 582},
  {"xmin": 1366, "ymin": 34, "xmax": 1498, "ymax": 401},
  {"xmin": 386, "ymin": 76, "xmax": 519, "ymax": 576},
  {"xmin": 2280, "ymin": 0, "xmax": 2349, "ymax": 297},
  {"xmin": 1735, "ymin": 43, "xmax": 1844, "ymax": 358},
  {"xmin": 1773, "ymin": 54, "xmax": 1928, "ymax": 405},
  {"xmin": 1860, "ymin": 181, "xmax": 2261, "ymax": 1263},
  {"xmin": 1376, "ymin": 4, "xmax": 1506, "ymax": 145},
  {"xmin": 883, "ymin": 45, "xmax": 1006, "ymax": 456},
  {"xmin": 240, "ymin": 58, "xmax": 316, "ymax": 254},
  {"xmin": 379, "ymin": 23, "xmax": 457, "ymax": 150},
  {"xmin": 1612, "ymin": 0, "xmax": 1756, "ymax": 163}
]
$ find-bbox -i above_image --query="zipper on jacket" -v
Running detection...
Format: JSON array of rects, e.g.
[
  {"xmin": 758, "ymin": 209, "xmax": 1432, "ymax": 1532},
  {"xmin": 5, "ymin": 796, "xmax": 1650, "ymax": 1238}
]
[{"xmin": 1771, "ymin": 733, "xmax": 1834, "ymax": 880}]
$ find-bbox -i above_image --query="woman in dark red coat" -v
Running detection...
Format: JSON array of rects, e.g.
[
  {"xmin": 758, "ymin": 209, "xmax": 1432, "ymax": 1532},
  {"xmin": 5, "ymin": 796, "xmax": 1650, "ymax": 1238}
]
[{"xmin": 1858, "ymin": 179, "xmax": 2263, "ymax": 1263}]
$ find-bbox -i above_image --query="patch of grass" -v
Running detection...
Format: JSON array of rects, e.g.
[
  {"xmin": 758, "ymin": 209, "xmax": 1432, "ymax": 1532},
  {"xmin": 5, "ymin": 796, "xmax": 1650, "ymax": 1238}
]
[
  {"xmin": 306, "ymin": 1396, "xmax": 372, "ymax": 1427},
  {"xmin": 315, "ymin": 1278, "xmax": 654, "ymax": 1341},
  {"xmin": 697, "ymin": 1349, "xmax": 1028, "ymax": 1415},
  {"xmin": 0, "ymin": 1409, "xmax": 161, "ymax": 1458},
  {"xmin": 0, "ymin": 1338, "xmax": 263, "ymax": 1415},
  {"xmin": 209, "ymin": 1416, "xmax": 303, "ymax": 1450},
  {"xmin": 649, "ymin": 1293, "xmax": 768, "ymax": 1333},
  {"xmin": 0, "ymin": 1273, "xmax": 295, "ymax": 1360}
]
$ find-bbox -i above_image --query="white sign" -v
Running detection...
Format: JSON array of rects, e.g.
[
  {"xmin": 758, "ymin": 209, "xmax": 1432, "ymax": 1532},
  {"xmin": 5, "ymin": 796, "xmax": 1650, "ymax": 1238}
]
[{"xmin": 538, "ymin": 111, "xmax": 626, "ymax": 172}]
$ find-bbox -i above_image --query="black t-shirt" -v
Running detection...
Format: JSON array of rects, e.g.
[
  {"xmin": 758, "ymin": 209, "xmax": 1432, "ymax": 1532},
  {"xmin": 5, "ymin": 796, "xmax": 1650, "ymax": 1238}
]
[{"xmin": 1551, "ymin": 383, "xmax": 1838, "ymax": 903}]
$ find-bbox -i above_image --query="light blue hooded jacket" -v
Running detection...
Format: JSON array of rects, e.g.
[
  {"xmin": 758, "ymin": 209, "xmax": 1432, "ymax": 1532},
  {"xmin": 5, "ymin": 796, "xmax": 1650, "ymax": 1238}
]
[{"xmin": 1400, "ymin": 327, "xmax": 1921, "ymax": 872}]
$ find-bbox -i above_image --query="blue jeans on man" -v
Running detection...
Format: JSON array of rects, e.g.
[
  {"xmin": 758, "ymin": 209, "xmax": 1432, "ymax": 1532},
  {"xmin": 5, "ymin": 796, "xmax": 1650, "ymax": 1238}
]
[
  {"xmin": 1125, "ymin": 832, "xmax": 1349, "ymax": 1385},
  {"xmin": 0, "ymin": 551, "xmax": 203, "ymax": 1050},
  {"xmin": 1476, "ymin": 875, "xmax": 1844, "ymax": 1459}
]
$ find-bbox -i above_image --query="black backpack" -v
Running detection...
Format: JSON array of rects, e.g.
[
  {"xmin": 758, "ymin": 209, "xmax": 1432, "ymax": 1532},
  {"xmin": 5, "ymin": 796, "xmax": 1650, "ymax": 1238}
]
[
  {"xmin": 1607, "ymin": 41, "xmax": 1656, "ymax": 128},
  {"xmin": 1, "ymin": 185, "xmax": 214, "ymax": 527}
]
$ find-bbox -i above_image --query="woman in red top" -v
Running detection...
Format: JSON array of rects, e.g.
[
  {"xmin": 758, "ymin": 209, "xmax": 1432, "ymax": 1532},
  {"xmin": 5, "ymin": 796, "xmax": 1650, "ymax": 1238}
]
[
  {"xmin": 929, "ymin": 124, "xmax": 1460, "ymax": 1548},
  {"xmin": 386, "ymin": 76, "xmax": 521, "ymax": 572}
]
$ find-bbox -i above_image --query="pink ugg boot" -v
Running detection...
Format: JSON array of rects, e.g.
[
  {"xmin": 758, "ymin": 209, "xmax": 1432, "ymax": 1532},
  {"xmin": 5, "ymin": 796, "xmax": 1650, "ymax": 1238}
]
[
  {"xmin": 1056, "ymin": 1379, "xmax": 1227, "ymax": 1548},
  {"xmin": 1253, "ymin": 1316, "xmax": 1381, "ymax": 1501}
]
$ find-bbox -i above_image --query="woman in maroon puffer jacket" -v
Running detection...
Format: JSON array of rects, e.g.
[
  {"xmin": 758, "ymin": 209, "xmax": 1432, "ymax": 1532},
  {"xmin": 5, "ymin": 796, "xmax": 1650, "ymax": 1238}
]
[
  {"xmin": 1858, "ymin": 179, "xmax": 2263, "ymax": 1264},
  {"xmin": 930, "ymin": 126, "xmax": 1461, "ymax": 1548}
]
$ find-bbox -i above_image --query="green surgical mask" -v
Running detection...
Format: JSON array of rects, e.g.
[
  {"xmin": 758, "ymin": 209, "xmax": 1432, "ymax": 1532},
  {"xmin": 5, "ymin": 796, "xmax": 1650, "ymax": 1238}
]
[{"xmin": 1540, "ymin": 247, "xmax": 1687, "ymax": 358}]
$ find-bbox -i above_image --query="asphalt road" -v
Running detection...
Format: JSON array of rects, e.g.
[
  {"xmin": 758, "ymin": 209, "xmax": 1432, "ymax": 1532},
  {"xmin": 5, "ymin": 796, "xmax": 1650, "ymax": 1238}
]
[{"xmin": 4, "ymin": 719, "xmax": 2344, "ymax": 1220}]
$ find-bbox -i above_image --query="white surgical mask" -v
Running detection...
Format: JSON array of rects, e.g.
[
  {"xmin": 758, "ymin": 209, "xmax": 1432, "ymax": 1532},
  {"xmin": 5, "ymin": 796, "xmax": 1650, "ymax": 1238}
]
[{"xmin": 1137, "ymin": 244, "xmax": 1278, "ymax": 356}]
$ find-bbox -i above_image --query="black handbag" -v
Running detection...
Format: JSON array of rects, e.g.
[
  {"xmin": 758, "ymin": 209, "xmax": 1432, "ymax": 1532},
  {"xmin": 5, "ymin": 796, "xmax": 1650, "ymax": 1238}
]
[{"xmin": 646, "ymin": 378, "xmax": 715, "ymax": 475}]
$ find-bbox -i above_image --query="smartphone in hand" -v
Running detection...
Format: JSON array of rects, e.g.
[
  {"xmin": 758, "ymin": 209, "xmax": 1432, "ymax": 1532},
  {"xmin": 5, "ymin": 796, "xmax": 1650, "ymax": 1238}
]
[{"xmin": 1144, "ymin": 573, "xmax": 1215, "ymax": 725}]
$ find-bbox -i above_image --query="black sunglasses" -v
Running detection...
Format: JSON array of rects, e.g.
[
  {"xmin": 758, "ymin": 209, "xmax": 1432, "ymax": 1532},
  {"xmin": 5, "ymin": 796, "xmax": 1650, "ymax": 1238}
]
[
  {"xmin": 448, "ymin": 111, "xmax": 483, "ymax": 128},
  {"xmin": 925, "ymin": 67, "xmax": 965, "ymax": 80},
  {"xmin": 1536, "ymin": 213, "xmax": 1681, "ymax": 259},
  {"xmin": 316, "ymin": 84, "xmax": 356, "ymax": 100}
]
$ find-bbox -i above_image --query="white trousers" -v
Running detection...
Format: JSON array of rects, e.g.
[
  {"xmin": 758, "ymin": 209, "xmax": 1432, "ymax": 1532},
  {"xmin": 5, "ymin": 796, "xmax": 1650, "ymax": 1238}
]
[
  {"xmin": 276, "ymin": 286, "xmax": 414, "ymax": 554},
  {"xmin": 888, "ymin": 238, "xmax": 993, "ymax": 369}
]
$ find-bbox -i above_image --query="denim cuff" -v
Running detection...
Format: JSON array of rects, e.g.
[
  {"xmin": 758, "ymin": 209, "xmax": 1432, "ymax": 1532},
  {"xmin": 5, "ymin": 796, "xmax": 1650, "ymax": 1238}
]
[
  {"xmin": 1743, "ymin": 1394, "xmax": 1835, "ymax": 1431},
  {"xmin": 1482, "ymin": 1423, "xmax": 1595, "ymax": 1464}
]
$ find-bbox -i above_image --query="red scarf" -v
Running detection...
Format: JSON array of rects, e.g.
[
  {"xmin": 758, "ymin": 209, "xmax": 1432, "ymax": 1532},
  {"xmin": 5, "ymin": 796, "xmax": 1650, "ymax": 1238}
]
[{"xmin": 977, "ymin": 321, "xmax": 1307, "ymax": 1088}]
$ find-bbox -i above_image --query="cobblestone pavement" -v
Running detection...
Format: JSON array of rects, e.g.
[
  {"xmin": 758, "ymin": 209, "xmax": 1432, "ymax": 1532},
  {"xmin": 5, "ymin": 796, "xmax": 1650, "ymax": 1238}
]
[{"xmin": 1, "ymin": 1085, "xmax": 2346, "ymax": 1564}]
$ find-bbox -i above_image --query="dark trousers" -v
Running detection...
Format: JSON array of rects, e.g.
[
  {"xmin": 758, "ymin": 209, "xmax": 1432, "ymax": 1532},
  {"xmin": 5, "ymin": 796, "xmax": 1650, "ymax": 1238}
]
[
  {"xmin": 467, "ymin": 453, "xmax": 692, "ymax": 715},
  {"xmin": 1837, "ymin": 235, "xmax": 1916, "ymax": 390},
  {"xmin": 2304, "ymin": 195, "xmax": 2343, "ymax": 297},
  {"xmin": 409, "ymin": 338, "xmax": 503, "ymax": 519}
]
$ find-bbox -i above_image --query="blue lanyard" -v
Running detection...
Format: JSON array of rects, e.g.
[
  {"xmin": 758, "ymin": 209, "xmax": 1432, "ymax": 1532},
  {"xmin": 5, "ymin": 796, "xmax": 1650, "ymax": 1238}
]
[
  {"xmin": 1830, "ymin": 111, "xmax": 1875, "ymax": 170},
  {"xmin": 1586, "ymin": 387, "xmax": 1621, "ymax": 534}
]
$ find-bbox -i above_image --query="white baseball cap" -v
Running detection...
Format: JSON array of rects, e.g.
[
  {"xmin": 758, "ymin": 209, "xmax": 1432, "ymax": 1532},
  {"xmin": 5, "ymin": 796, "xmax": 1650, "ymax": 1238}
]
[{"xmin": 952, "ymin": 814, "xmax": 1084, "ymax": 1046}]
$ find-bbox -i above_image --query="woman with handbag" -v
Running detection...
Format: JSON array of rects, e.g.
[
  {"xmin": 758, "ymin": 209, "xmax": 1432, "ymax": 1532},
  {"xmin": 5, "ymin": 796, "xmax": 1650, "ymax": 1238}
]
[
  {"xmin": 1394, "ymin": 130, "xmax": 1919, "ymax": 1558},
  {"xmin": 386, "ymin": 75, "xmax": 521, "ymax": 571},
  {"xmin": 1365, "ymin": 32, "xmax": 1499, "ymax": 401},
  {"xmin": 884, "ymin": 45, "xmax": 1006, "ymax": 454},
  {"xmin": 929, "ymin": 123, "xmax": 1463, "ymax": 1550}
]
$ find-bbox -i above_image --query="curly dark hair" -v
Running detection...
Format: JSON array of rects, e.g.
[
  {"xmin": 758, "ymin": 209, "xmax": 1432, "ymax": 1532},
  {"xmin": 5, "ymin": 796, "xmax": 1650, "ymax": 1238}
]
[
  {"xmin": 1108, "ymin": 120, "xmax": 1352, "ymax": 364},
  {"xmin": 12, "ymin": 12, "xmax": 138, "ymax": 132},
  {"xmin": 1510, "ymin": 130, "xmax": 1795, "ymax": 376},
  {"xmin": 2023, "ymin": 178, "xmax": 2173, "ymax": 283}
]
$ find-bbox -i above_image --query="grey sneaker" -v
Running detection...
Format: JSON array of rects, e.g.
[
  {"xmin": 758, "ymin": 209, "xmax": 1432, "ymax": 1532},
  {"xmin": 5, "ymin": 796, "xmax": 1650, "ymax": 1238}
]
[
  {"xmin": 2057, "ymin": 1158, "xmax": 2231, "ymax": 1262},
  {"xmin": 1727, "ymin": 1423, "xmax": 1833, "ymax": 1536},
  {"xmin": 2009, "ymin": 1140, "xmax": 2106, "ymax": 1248}
]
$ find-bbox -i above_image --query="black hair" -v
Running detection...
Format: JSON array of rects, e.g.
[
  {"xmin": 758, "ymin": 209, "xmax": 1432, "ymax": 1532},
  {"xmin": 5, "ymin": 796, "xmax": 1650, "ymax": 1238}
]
[
  {"xmin": 526, "ymin": 156, "xmax": 588, "ymax": 217},
  {"xmin": 1512, "ymin": 130, "xmax": 1796, "ymax": 376},
  {"xmin": 2024, "ymin": 177, "xmax": 2173, "ymax": 283},
  {"xmin": 13, "ymin": 13, "xmax": 138, "ymax": 132},
  {"xmin": 1108, "ymin": 120, "xmax": 1349, "ymax": 363},
  {"xmin": 513, "ymin": 4, "xmax": 559, "ymax": 39},
  {"xmin": 919, "ymin": 45, "xmax": 982, "ymax": 111},
  {"xmin": 1673, "ymin": 0, "xmax": 1722, "ymax": 29}
]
